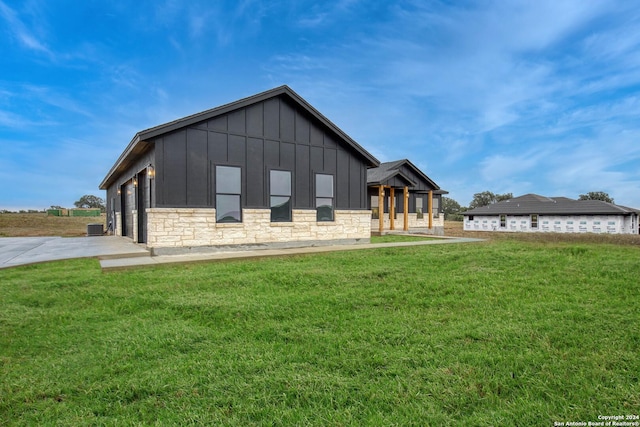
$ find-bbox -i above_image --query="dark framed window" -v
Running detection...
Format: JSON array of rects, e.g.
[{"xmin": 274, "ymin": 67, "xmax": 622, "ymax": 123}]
[
  {"xmin": 416, "ymin": 197, "xmax": 424, "ymax": 219},
  {"xmin": 371, "ymin": 195, "xmax": 379, "ymax": 219},
  {"xmin": 270, "ymin": 170, "xmax": 292, "ymax": 222},
  {"xmin": 433, "ymin": 196, "xmax": 440, "ymax": 218},
  {"xmin": 531, "ymin": 214, "xmax": 538, "ymax": 229},
  {"xmin": 316, "ymin": 174, "xmax": 334, "ymax": 221},
  {"xmin": 216, "ymin": 166, "xmax": 241, "ymax": 223},
  {"xmin": 500, "ymin": 214, "xmax": 506, "ymax": 228}
]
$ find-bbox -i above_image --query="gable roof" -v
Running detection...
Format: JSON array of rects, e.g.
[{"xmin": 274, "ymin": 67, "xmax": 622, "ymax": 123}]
[
  {"xmin": 464, "ymin": 193, "xmax": 639, "ymax": 216},
  {"xmin": 367, "ymin": 159, "xmax": 447, "ymax": 194},
  {"xmin": 100, "ymin": 85, "xmax": 379, "ymax": 189},
  {"xmin": 367, "ymin": 160, "xmax": 416, "ymax": 186}
]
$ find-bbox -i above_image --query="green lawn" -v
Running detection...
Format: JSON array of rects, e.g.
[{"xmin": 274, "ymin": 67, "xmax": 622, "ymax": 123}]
[{"xmin": 1, "ymin": 240, "xmax": 639, "ymax": 425}]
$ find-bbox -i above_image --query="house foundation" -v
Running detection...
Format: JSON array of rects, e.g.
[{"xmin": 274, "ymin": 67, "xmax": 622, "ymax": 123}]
[{"xmin": 146, "ymin": 208, "xmax": 372, "ymax": 255}]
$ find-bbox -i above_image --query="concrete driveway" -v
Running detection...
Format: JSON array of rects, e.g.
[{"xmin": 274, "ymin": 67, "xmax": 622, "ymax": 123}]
[
  {"xmin": 1, "ymin": 235, "xmax": 485, "ymax": 271},
  {"xmin": 0, "ymin": 236, "xmax": 149, "ymax": 269}
]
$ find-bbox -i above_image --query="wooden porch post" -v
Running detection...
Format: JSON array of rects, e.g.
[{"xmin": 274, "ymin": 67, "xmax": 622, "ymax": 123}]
[
  {"xmin": 389, "ymin": 187, "xmax": 395, "ymax": 230},
  {"xmin": 428, "ymin": 190, "xmax": 433, "ymax": 229},
  {"xmin": 403, "ymin": 186, "xmax": 409, "ymax": 231},
  {"xmin": 378, "ymin": 185, "xmax": 384, "ymax": 233}
]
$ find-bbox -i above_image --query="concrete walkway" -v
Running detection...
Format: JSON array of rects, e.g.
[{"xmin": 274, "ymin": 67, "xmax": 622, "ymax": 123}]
[
  {"xmin": 99, "ymin": 237, "xmax": 483, "ymax": 271},
  {"xmin": 0, "ymin": 235, "xmax": 483, "ymax": 271}
]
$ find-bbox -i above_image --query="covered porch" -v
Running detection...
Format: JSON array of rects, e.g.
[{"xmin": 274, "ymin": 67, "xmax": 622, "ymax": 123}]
[
  {"xmin": 367, "ymin": 159, "xmax": 446, "ymax": 236},
  {"xmin": 370, "ymin": 184, "xmax": 435, "ymax": 234}
]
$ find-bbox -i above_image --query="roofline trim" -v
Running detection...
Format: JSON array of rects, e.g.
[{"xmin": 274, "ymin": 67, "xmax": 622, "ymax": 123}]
[
  {"xmin": 393, "ymin": 159, "xmax": 441, "ymax": 190},
  {"xmin": 99, "ymin": 134, "xmax": 141, "ymax": 189},
  {"xmin": 368, "ymin": 169, "xmax": 418, "ymax": 188}
]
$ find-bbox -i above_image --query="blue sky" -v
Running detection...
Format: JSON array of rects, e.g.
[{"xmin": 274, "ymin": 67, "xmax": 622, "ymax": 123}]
[{"xmin": 1, "ymin": 0, "xmax": 639, "ymax": 211}]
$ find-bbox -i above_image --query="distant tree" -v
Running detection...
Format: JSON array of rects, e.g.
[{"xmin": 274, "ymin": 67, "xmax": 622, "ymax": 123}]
[
  {"xmin": 74, "ymin": 195, "xmax": 105, "ymax": 212},
  {"xmin": 496, "ymin": 193, "xmax": 513, "ymax": 203},
  {"xmin": 442, "ymin": 197, "xmax": 465, "ymax": 221},
  {"xmin": 579, "ymin": 191, "xmax": 614, "ymax": 204},
  {"xmin": 50, "ymin": 205, "xmax": 64, "ymax": 210},
  {"xmin": 468, "ymin": 191, "xmax": 513, "ymax": 209}
]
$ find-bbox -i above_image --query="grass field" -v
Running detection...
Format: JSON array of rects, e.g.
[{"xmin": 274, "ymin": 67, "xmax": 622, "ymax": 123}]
[
  {"xmin": 1, "ymin": 236, "xmax": 639, "ymax": 425},
  {"xmin": 0, "ymin": 213, "xmax": 107, "ymax": 237}
]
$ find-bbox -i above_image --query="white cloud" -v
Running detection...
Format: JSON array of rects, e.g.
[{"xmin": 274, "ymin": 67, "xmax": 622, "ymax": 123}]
[
  {"xmin": 0, "ymin": 0, "xmax": 51, "ymax": 55},
  {"xmin": 479, "ymin": 147, "xmax": 550, "ymax": 183},
  {"xmin": 0, "ymin": 109, "xmax": 53, "ymax": 129}
]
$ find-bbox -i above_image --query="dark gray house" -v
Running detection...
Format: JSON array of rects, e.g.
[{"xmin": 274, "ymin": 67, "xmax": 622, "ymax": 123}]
[
  {"xmin": 366, "ymin": 159, "xmax": 447, "ymax": 235},
  {"xmin": 99, "ymin": 86, "xmax": 380, "ymax": 254},
  {"xmin": 463, "ymin": 193, "xmax": 639, "ymax": 234}
]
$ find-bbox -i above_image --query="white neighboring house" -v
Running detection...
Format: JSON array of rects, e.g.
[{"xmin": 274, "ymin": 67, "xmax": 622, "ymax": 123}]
[{"xmin": 463, "ymin": 194, "xmax": 639, "ymax": 235}]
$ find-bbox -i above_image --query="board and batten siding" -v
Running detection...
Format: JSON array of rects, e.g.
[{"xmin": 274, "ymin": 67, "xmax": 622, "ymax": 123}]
[
  {"xmin": 153, "ymin": 96, "xmax": 368, "ymax": 211},
  {"xmin": 104, "ymin": 149, "xmax": 155, "ymax": 237}
]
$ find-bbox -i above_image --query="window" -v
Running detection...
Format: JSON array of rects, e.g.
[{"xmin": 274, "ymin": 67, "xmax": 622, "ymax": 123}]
[
  {"xmin": 433, "ymin": 197, "xmax": 440, "ymax": 218},
  {"xmin": 216, "ymin": 166, "xmax": 241, "ymax": 223},
  {"xmin": 371, "ymin": 195, "xmax": 379, "ymax": 220},
  {"xmin": 531, "ymin": 214, "xmax": 538, "ymax": 228},
  {"xmin": 500, "ymin": 214, "xmax": 506, "ymax": 228},
  {"xmin": 270, "ymin": 170, "xmax": 291, "ymax": 222},
  {"xmin": 416, "ymin": 197, "xmax": 424, "ymax": 219},
  {"xmin": 316, "ymin": 174, "xmax": 334, "ymax": 221}
]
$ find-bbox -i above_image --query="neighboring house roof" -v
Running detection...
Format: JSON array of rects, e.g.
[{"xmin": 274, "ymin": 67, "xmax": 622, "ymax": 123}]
[
  {"xmin": 464, "ymin": 193, "xmax": 639, "ymax": 216},
  {"xmin": 367, "ymin": 159, "xmax": 447, "ymax": 194},
  {"xmin": 100, "ymin": 85, "xmax": 380, "ymax": 190}
]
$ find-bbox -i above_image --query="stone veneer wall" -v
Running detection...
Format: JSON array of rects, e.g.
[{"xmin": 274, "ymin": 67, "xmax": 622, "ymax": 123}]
[
  {"xmin": 372, "ymin": 213, "xmax": 445, "ymax": 235},
  {"xmin": 131, "ymin": 210, "xmax": 138, "ymax": 243},
  {"xmin": 114, "ymin": 212, "xmax": 122, "ymax": 237},
  {"xmin": 146, "ymin": 208, "xmax": 372, "ymax": 254}
]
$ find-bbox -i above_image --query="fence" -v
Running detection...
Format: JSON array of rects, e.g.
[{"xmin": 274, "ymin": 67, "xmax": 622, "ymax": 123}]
[{"xmin": 47, "ymin": 209, "xmax": 101, "ymax": 217}]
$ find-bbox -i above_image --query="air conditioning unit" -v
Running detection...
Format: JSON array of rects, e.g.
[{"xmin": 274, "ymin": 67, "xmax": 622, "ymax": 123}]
[{"xmin": 87, "ymin": 223, "xmax": 104, "ymax": 236}]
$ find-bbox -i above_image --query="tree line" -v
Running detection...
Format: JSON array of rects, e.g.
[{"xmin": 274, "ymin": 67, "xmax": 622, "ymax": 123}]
[
  {"xmin": 442, "ymin": 191, "xmax": 614, "ymax": 221},
  {"xmin": 50, "ymin": 195, "xmax": 106, "ymax": 212},
  {"xmin": 1, "ymin": 195, "xmax": 106, "ymax": 214}
]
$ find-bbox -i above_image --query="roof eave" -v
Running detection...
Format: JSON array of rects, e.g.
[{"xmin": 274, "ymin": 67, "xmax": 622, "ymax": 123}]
[
  {"xmin": 368, "ymin": 169, "xmax": 417, "ymax": 188},
  {"xmin": 399, "ymin": 158, "xmax": 441, "ymax": 190},
  {"xmin": 99, "ymin": 133, "xmax": 142, "ymax": 190}
]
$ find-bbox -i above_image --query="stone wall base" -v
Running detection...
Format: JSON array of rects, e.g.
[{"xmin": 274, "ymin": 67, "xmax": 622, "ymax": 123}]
[
  {"xmin": 411, "ymin": 225, "xmax": 445, "ymax": 236},
  {"xmin": 146, "ymin": 208, "xmax": 372, "ymax": 252},
  {"xmin": 372, "ymin": 225, "xmax": 445, "ymax": 237},
  {"xmin": 371, "ymin": 213, "xmax": 445, "ymax": 234},
  {"xmin": 114, "ymin": 212, "xmax": 122, "ymax": 237}
]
